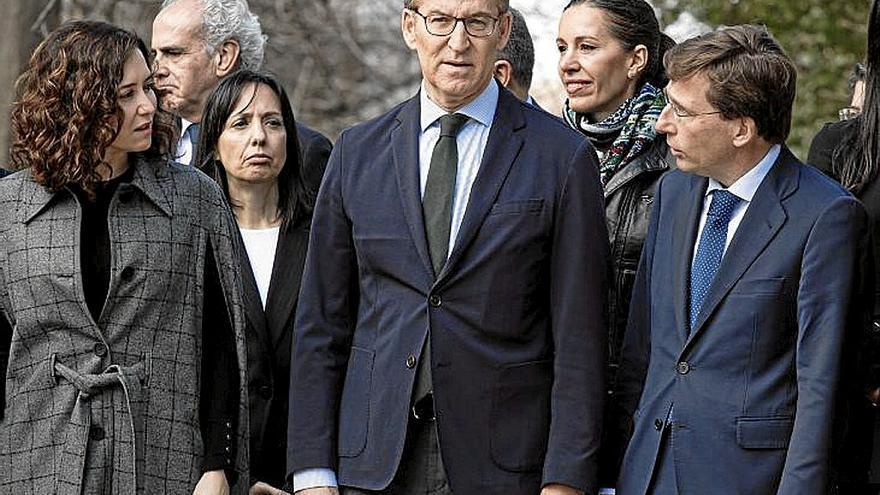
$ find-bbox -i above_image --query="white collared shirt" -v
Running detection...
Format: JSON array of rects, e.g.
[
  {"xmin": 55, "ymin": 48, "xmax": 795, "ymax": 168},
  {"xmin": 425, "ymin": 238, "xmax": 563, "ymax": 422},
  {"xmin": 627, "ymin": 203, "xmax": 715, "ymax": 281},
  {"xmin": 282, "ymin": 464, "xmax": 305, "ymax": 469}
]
[
  {"xmin": 176, "ymin": 117, "xmax": 197, "ymax": 166},
  {"xmin": 692, "ymin": 144, "xmax": 781, "ymax": 263},
  {"xmin": 419, "ymin": 79, "xmax": 499, "ymax": 256}
]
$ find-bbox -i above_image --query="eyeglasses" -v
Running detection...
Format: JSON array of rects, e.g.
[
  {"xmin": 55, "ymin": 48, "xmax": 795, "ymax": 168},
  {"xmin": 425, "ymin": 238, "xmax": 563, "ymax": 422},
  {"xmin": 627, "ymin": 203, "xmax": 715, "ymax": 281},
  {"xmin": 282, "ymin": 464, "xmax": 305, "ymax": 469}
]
[
  {"xmin": 662, "ymin": 88, "xmax": 722, "ymax": 119},
  {"xmin": 408, "ymin": 9, "xmax": 503, "ymax": 38},
  {"xmin": 838, "ymin": 106, "xmax": 861, "ymax": 121}
]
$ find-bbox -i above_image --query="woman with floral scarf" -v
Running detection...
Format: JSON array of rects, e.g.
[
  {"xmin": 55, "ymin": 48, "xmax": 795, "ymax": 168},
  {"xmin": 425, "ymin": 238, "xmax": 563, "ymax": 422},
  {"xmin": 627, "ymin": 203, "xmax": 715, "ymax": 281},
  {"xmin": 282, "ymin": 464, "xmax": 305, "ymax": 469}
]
[{"xmin": 556, "ymin": 0, "xmax": 675, "ymax": 486}]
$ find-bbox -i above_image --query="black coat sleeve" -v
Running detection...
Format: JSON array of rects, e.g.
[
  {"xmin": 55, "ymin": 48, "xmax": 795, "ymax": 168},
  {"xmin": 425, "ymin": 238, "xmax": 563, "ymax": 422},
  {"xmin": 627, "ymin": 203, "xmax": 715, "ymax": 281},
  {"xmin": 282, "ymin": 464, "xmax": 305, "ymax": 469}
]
[{"xmin": 200, "ymin": 240, "xmax": 240, "ymax": 484}]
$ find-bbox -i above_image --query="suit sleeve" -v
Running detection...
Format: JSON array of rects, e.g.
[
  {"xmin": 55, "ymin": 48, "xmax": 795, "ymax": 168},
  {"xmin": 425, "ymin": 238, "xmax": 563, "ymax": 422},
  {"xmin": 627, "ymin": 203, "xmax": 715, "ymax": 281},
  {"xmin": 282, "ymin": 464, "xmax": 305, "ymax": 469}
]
[
  {"xmin": 541, "ymin": 139, "xmax": 610, "ymax": 493},
  {"xmin": 287, "ymin": 130, "xmax": 358, "ymax": 479},
  {"xmin": 777, "ymin": 195, "xmax": 870, "ymax": 495}
]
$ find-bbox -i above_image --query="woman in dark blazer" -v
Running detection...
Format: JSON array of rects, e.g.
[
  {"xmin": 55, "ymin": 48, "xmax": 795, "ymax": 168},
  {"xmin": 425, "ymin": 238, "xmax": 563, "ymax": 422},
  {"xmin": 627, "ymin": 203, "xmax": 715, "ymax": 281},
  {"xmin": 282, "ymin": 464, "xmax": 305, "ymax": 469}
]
[
  {"xmin": 808, "ymin": 0, "xmax": 880, "ymax": 492},
  {"xmin": 196, "ymin": 70, "xmax": 324, "ymax": 494}
]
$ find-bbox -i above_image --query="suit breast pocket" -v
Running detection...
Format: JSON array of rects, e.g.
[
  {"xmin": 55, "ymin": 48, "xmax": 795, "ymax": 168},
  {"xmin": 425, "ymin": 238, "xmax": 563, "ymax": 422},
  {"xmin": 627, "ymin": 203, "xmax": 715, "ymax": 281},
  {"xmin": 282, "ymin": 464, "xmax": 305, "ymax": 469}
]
[
  {"xmin": 730, "ymin": 277, "xmax": 788, "ymax": 296},
  {"xmin": 337, "ymin": 346, "xmax": 375, "ymax": 457},
  {"xmin": 488, "ymin": 199, "xmax": 544, "ymax": 216}
]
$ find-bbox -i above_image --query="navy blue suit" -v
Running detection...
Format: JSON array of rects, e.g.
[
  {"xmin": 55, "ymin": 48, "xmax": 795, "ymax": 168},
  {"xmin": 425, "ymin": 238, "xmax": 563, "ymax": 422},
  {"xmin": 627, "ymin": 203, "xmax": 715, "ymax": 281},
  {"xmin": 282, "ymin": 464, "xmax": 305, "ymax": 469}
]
[
  {"xmin": 614, "ymin": 148, "xmax": 871, "ymax": 494},
  {"xmin": 288, "ymin": 86, "xmax": 609, "ymax": 494}
]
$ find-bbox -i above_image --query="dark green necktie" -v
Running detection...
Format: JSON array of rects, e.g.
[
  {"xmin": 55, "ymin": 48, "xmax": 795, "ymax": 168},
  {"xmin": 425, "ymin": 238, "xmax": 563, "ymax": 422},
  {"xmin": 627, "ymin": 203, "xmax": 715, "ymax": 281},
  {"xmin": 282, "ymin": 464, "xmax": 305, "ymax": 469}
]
[{"xmin": 423, "ymin": 113, "xmax": 469, "ymax": 277}]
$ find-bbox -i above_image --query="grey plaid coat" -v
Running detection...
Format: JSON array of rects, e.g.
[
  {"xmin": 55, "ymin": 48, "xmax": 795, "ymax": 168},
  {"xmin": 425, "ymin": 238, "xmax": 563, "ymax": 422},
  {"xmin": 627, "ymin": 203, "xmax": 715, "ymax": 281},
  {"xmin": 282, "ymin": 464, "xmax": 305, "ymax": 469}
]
[{"xmin": 0, "ymin": 158, "xmax": 250, "ymax": 494}]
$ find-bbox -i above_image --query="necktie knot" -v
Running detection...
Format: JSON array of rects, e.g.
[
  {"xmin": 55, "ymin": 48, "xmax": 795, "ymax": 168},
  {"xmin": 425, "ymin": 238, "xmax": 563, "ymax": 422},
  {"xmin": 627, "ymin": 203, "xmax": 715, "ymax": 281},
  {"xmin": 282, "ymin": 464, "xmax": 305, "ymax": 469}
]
[
  {"xmin": 707, "ymin": 189, "xmax": 741, "ymax": 223},
  {"xmin": 438, "ymin": 113, "xmax": 469, "ymax": 138}
]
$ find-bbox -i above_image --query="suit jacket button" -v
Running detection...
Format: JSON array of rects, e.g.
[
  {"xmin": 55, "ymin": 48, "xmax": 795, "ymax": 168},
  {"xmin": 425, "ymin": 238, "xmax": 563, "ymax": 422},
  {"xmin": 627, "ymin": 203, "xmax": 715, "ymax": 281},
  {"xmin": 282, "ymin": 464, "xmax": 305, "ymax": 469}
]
[
  {"xmin": 428, "ymin": 295, "xmax": 441, "ymax": 307},
  {"xmin": 676, "ymin": 361, "xmax": 691, "ymax": 375},
  {"xmin": 406, "ymin": 355, "xmax": 416, "ymax": 369},
  {"xmin": 654, "ymin": 419, "xmax": 663, "ymax": 431},
  {"xmin": 93, "ymin": 342, "xmax": 108, "ymax": 357}
]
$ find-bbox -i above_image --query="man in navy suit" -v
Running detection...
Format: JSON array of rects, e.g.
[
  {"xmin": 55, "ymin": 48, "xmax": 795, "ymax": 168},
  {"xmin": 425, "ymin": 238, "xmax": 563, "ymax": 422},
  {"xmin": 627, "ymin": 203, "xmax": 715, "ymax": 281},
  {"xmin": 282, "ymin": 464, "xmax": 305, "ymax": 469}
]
[
  {"xmin": 287, "ymin": 0, "xmax": 608, "ymax": 494},
  {"xmin": 612, "ymin": 25, "xmax": 871, "ymax": 495}
]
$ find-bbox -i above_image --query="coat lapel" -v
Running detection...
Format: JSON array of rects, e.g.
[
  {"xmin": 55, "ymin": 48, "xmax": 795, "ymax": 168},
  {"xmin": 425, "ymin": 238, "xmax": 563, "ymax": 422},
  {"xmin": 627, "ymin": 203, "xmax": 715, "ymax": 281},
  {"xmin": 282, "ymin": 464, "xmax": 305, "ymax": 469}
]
[
  {"xmin": 265, "ymin": 226, "xmax": 309, "ymax": 348},
  {"xmin": 683, "ymin": 149, "xmax": 798, "ymax": 349},
  {"xmin": 672, "ymin": 175, "xmax": 707, "ymax": 343},
  {"xmin": 436, "ymin": 88, "xmax": 525, "ymax": 285},
  {"xmin": 391, "ymin": 96, "xmax": 435, "ymax": 281}
]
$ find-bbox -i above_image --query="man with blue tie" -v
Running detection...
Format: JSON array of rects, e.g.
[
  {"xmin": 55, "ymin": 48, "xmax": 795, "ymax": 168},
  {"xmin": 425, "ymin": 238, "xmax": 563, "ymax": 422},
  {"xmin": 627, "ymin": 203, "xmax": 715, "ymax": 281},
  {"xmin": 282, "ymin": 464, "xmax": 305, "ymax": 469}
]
[
  {"xmin": 287, "ymin": 1, "xmax": 609, "ymax": 494},
  {"xmin": 612, "ymin": 25, "xmax": 871, "ymax": 495}
]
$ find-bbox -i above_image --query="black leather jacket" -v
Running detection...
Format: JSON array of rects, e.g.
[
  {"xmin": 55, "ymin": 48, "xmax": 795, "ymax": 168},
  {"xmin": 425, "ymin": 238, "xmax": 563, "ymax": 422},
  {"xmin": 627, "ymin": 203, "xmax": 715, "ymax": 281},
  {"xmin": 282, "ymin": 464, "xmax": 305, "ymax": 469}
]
[
  {"xmin": 604, "ymin": 138, "xmax": 673, "ymax": 385},
  {"xmin": 598, "ymin": 137, "xmax": 673, "ymax": 485}
]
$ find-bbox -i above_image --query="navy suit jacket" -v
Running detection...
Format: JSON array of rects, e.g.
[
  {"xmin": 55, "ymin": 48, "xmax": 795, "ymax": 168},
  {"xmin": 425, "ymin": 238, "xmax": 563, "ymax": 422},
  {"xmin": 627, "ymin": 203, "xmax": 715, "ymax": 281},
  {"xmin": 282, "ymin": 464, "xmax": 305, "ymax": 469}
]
[
  {"xmin": 288, "ymin": 85, "xmax": 609, "ymax": 494},
  {"xmin": 614, "ymin": 148, "xmax": 871, "ymax": 495}
]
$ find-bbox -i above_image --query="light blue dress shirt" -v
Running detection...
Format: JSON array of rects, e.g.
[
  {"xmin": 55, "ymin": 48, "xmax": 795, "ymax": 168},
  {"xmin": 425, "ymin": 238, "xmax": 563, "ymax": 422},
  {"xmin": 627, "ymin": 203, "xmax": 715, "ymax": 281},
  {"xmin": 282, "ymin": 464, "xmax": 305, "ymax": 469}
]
[
  {"xmin": 292, "ymin": 79, "xmax": 500, "ymax": 492},
  {"xmin": 693, "ymin": 144, "xmax": 781, "ymax": 260}
]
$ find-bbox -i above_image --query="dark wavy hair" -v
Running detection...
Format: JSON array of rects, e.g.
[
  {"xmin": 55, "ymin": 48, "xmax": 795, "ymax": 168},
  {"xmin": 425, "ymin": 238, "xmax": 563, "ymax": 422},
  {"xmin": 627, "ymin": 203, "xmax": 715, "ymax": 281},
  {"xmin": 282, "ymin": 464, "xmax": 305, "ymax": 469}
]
[
  {"xmin": 10, "ymin": 20, "xmax": 176, "ymax": 196},
  {"xmin": 834, "ymin": 0, "xmax": 880, "ymax": 193},
  {"xmin": 195, "ymin": 70, "xmax": 312, "ymax": 231},
  {"xmin": 564, "ymin": 0, "xmax": 675, "ymax": 88}
]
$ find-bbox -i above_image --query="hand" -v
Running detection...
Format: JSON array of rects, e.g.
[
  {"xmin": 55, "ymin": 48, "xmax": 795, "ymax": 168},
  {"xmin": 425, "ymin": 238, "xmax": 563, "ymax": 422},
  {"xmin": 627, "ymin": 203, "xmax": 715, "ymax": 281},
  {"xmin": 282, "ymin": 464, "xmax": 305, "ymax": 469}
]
[
  {"xmin": 867, "ymin": 387, "xmax": 880, "ymax": 406},
  {"xmin": 250, "ymin": 481, "xmax": 290, "ymax": 495},
  {"xmin": 294, "ymin": 488, "xmax": 339, "ymax": 495},
  {"xmin": 193, "ymin": 470, "xmax": 229, "ymax": 495},
  {"xmin": 540, "ymin": 484, "xmax": 584, "ymax": 495}
]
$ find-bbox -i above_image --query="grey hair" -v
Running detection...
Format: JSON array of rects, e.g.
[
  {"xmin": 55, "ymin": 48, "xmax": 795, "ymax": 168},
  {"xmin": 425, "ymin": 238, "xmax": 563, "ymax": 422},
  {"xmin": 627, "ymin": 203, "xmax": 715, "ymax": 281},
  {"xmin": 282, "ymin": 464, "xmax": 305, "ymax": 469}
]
[
  {"xmin": 161, "ymin": 0, "xmax": 267, "ymax": 71},
  {"xmin": 496, "ymin": 8, "xmax": 534, "ymax": 91}
]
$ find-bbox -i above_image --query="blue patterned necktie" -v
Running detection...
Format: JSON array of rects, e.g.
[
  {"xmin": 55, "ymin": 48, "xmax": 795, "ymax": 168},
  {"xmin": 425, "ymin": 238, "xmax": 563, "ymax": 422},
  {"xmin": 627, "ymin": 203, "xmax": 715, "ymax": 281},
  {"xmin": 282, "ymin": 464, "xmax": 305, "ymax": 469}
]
[{"xmin": 689, "ymin": 189, "xmax": 742, "ymax": 332}]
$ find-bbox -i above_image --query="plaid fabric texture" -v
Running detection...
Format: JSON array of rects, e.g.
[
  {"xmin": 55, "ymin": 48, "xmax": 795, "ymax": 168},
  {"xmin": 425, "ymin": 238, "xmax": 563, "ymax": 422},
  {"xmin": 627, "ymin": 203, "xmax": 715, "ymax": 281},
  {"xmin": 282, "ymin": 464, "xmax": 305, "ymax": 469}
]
[{"xmin": 0, "ymin": 158, "xmax": 250, "ymax": 494}]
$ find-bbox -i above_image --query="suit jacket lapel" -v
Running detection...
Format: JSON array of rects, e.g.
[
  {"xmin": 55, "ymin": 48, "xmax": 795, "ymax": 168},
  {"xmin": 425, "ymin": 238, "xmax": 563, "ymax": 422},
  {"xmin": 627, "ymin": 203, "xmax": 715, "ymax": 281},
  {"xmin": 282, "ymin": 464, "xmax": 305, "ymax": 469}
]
[
  {"xmin": 239, "ymin": 235, "xmax": 272, "ymax": 356},
  {"xmin": 684, "ymin": 150, "xmax": 798, "ymax": 349},
  {"xmin": 436, "ymin": 88, "xmax": 525, "ymax": 285},
  {"xmin": 391, "ymin": 96, "xmax": 435, "ymax": 281},
  {"xmin": 265, "ymin": 226, "xmax": 309, "ymax": 347},
  {"xmin": 673, "ymin": 175, "xmax": 707, "ymax": 343}
]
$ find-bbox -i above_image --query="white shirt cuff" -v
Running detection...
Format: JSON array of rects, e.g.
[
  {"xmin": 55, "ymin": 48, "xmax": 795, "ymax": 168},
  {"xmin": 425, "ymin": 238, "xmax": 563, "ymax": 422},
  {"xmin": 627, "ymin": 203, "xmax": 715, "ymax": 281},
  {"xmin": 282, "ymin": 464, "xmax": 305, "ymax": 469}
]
[
  {"xmin": 598, "ymin": 489, "xmax": 616, "ymax": 495},
  {"xmin": 293, "ymin": 468, "xmax": 338, "ymax": 491}
]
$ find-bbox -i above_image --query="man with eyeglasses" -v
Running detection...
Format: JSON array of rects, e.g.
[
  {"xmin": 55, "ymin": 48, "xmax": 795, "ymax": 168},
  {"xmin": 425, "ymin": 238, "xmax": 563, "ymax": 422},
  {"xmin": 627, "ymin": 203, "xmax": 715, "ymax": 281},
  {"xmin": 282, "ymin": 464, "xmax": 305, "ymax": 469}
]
[
  {"xmin": 611, "ymin": 25, "xmax": 871, "ymax": 495},
  {"xmin": 287, "ymin": 1, "xmax": 609, "ymax": 495}
]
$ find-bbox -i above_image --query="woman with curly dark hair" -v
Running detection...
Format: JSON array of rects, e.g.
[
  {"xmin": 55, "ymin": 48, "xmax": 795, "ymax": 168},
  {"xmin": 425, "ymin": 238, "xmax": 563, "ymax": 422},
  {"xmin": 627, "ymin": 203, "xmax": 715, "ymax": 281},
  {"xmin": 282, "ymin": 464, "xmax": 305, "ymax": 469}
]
[{"xmin": 0, "ymin": 20, "xmax": 250, "ymax": 495}]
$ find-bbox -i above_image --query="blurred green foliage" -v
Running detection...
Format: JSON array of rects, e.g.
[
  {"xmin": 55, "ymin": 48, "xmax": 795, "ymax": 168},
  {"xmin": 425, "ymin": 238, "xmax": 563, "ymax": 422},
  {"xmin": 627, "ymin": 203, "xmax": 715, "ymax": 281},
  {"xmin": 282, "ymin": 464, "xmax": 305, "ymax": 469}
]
[{"xmin": 660, "ymin": 0, "xmax": 870, "ymax": 159}]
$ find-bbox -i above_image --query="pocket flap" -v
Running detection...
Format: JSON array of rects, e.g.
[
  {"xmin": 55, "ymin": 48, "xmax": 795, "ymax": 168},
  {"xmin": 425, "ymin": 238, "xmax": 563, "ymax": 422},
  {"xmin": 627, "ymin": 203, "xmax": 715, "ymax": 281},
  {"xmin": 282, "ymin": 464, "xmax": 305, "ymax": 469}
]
[
  {"xmin": 489, "ymin": 199, "xmax": 544, "ymax": 216},
  {"xmin": 736, "ymin": 416, "xmax": 793, "ymax": 449}
]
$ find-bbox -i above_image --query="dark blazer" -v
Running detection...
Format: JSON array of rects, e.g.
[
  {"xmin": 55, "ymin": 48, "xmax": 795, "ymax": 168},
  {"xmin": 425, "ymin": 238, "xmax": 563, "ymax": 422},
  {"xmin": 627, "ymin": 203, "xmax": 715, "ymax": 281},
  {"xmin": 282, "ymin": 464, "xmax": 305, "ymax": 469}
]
[
  {"xmin": 243, "ymin": 126, "xmax": 330, "ymax": 488},
  {"xmin": 241, "ymin": 223, "xmax": 310, "ymax": 489},
  {"xmin": 288, "ymin": 84, "xmax": 609, "ymax": 494},
  {"xmin": 614, "ymin": 148, "xmax": 871, "ymax": 495},
  {"xmin": 296, "ymin": 122, "xmax": 333, "ymax": 188},
  {"xmin": 0, "ymin": 168, "xmax": 9, "ymax": 178}
]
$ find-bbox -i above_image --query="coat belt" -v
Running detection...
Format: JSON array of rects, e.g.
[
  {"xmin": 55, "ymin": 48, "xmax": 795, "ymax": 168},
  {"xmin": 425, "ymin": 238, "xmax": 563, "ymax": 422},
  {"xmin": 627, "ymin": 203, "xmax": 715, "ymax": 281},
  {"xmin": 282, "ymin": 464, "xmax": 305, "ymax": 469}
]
[{"xmin": 53, "ymin": 360, "xmax": 147, "ymax": 494}]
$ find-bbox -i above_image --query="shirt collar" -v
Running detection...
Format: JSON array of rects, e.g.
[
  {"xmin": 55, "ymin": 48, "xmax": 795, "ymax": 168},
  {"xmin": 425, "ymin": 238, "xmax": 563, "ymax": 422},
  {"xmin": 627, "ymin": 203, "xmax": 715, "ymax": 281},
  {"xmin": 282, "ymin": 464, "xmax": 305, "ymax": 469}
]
[
  {"xmin": 419, "ymin": 79, "xmax": 499, "ymax": 132},
  {"xmin": 706, "ymin": 144, "xmax": 781, "ymax": 202},
  {"xmin": 180, "ymin": 117, "xmax": 195, "ymax": 134}
]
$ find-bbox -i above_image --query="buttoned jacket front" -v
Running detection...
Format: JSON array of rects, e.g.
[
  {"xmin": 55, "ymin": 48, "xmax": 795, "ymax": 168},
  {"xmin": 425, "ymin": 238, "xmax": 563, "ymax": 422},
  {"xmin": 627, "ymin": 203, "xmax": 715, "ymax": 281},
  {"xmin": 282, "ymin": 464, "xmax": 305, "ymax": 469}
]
[{"xmin": 0, "ymin": 158, "xmax": 250, "ymax": 494}]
